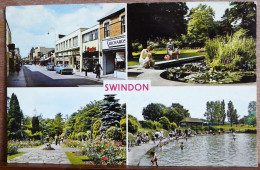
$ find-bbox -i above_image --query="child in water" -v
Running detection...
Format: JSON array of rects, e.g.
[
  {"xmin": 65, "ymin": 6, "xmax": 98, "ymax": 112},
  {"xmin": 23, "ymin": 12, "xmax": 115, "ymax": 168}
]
[
  {"xmin": 151, "ymin": 151, "xmax": 158, "ymax": 166},
  {"xmin": 180, "ymin": 142, "xmax": 184, "ymax": 150}
]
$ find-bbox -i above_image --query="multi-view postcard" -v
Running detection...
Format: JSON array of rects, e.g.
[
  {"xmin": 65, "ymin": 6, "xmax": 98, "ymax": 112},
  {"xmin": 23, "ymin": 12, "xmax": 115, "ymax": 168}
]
[{"xmin": 5, "ymin": 1, "xmax": 257, "ymax": 168}]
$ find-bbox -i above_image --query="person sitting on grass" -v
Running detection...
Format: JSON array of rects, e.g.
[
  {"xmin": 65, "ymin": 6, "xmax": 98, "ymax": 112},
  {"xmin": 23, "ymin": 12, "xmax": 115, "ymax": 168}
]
[{"xmin": 151, "ymin": 151, "xmax": 158, "ymax": 166}]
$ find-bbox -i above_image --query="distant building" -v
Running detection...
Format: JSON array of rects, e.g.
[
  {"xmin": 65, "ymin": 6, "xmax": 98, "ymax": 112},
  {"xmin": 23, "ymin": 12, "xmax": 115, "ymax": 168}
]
[
  {"xmin": 6, "ymin": 21, "xmax": 12, "ymax": 76},
  {"xmin": 55, "ymin": 28, "xmax": 87, "ymax": 71},
  {"xmin": 180, "ymin": 117, "xmax": 203, "ymax": 127},
  {"xmin": 34, "ymin": 47, "xmax": 54, "ymax": 65},
  {"xmin": 98, "ymin": 7, "xmax": 126, "ymax": 79}
]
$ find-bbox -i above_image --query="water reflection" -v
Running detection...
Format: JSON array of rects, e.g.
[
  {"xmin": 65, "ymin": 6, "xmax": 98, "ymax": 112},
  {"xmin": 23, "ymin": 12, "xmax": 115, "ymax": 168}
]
[{"xmin": 139, "ymin": 134, "xmax": 257, "ymax": 167}]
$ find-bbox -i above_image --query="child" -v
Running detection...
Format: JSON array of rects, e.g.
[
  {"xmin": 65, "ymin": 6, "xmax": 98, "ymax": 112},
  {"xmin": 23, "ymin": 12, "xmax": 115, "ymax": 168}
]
[
  {"xmin": 180, "ymin": 142, "xmax": 184, "ymax": 150},
  {"xmin": 175, "ymin": 46, "xmax": 180, "ymax": 60},
  {"xmin": 151, "ymin": 151, "xmax": 158, "ymax": 166}
]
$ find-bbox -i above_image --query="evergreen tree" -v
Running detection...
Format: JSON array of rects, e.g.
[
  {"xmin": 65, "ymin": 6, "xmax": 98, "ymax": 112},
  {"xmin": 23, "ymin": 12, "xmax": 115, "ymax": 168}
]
[
  {"xmin": 100, "ymin": 95, "xmax": 122, "ymax": 131},
  {"xmin": 54, "ymin": 113, "xmax": 64, "ymax": 136},
  {"xmin": 227, "ymin": 101, "xmax": 239, "ymax": 127},
  {"xmin": 7, "ymin": 93, "xmax": 24, "ymax": 139},
  {"xmin": 220, "ymin": 100, "xmax": 226, "ymax": 125},
  {"xmin": 32, "ymin": 116, "xmax": 40, "ymax": 134}
]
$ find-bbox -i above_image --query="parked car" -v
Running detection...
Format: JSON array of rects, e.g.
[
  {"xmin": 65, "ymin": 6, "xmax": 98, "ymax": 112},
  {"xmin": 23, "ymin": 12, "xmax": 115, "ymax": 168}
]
[
  {"xmin": 46, "ymin": 63, "xmax": 55, "ymax": 71},
  {"xmin": 54, "ymin": 64, "xmax": 73, "ymax": 75}
]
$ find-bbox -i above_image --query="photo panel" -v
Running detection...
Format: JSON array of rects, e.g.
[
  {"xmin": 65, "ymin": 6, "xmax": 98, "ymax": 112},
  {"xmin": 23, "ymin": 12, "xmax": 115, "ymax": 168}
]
[
  {"xmin": 127, "ymin": 86, "xmax": 257, "ymax": 167},
  {"xmin": 6, "ymin": 3, "xmax": 127, "ymax": 87},
  {"xmin": 7, "ymin": 87, "xmax": 126, "ymax": 165},
  {"xmin": 127, "ymin": 2, "xmax": 256, "ymax": 86}
]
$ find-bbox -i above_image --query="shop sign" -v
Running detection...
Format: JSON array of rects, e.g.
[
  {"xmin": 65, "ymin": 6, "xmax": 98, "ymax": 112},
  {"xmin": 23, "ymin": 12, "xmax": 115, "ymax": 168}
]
[
  {"xmin": 102, "ymin": 35, "xmax": 125, "ymax": 50},
  {"xmin": 86, "ymin": 47, "xmax": 97, "ymax": 52}
]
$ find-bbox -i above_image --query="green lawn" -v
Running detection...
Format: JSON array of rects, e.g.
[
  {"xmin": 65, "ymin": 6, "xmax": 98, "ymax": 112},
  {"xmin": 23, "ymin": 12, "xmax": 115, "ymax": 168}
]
[
  {"xmin": 128, "ymin": 49, "xmax": 206, "ymax": 66},
  {"xmin": 66, "ymin": 152, "xmax": 89, "ymax": 165},
  {"xmin": 7, "ymin": 152, "xmax": 26, "ymax": 160},
  {"xmin": 213, "ymin": 124, "xmax": 256, "ymax": 131}
]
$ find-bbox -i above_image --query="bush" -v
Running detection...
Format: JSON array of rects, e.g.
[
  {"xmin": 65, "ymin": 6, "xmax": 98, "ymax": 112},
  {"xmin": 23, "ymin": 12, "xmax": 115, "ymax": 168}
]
[
  {"xmin": 92, "ymin": 119, "xmax": 101, "ymax": 139},
  {"xmin": 243, "ymin": 129, "xmax": 257, "ymax": 134},
  {"xmin": 128, "ymin": 115, "xmax": 139, "ymax": 134},
  {"xmin": 120, "ymin": 119, "xmax": 126, "ymax": 145},
  {"xmin": 86, "ymin": 130, "xmax": 91, "ymax": 140},
  {"xmin": 159, "ymin": 116, "xmax": 170, "ymax": 130},
  {"xmin": 203, "ymin": 126, "xmax": 209, "ymax": 131},
  {"xmin": 106, "ymin": 126, "xmax": 122, "ymax": 140},
  {"xmin": 7, "ymin": 143, "xmax": 18, "ymax": 155},
  {"xmin": 63, "ymin": 139, "xmax": 85, "ymax": 148},
  {"xmin": 229, "ymin": 128, "xmax": 235, "ymax": 132},
  {"xmin": 209, "ymin": 126, "xmax": 217, "ymax": 132},
  {"xmin": 76, "ymin": 132, "xmax": 87, "ymax": 141},
  {"xmin": 170, "ymin": 122, "xmax": 177, "ymax": 130}
]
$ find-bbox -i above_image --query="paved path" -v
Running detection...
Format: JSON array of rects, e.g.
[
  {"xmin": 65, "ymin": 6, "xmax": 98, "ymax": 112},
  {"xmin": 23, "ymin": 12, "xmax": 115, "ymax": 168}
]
[
  {"xmin": 8, "ymin": 144, "xmax": 79, "ymax": 164},
  {"xmin": 128, "ymin": 140, "xmax": 167, "ymax": 166}
]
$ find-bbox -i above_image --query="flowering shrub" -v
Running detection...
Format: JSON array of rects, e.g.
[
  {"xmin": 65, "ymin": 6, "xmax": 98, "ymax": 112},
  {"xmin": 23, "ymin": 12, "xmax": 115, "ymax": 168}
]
[
  {"xmin": 9, "ymin": 140, "xmax": 41, "ymax": 148},
  {"xmin": 63, "ymin": 139, "xmax": 85, "ymax": 148},
  {"xmin": 7, "ymin": 142, "xmax": 18, "ymax": 155},
  {"xmin": 81, "ymin": 138, "xmax": 126, "ymax": 165}
]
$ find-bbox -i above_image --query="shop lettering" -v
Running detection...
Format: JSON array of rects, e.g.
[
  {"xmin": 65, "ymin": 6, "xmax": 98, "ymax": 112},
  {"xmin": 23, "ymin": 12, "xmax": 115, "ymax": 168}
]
[
  {"xmin": 87, "ymin": 47, "xmax": 96, "ymax": 52},
  {"xmin": 107, "ymin": 39, "xmax": 126, "ymax": 47},
  {"xmin": 105, "ymin": 83, "xmax": 149, "ymax": 91}
]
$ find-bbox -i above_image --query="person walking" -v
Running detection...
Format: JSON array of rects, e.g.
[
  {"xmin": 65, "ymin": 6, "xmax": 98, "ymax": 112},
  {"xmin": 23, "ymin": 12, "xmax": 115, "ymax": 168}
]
[
  {"xmin": 166, "ymin": 38, "xmax": 174, "ymax": 60},
  {"xmin": 95, "ymin": 62, "xmax": 103, "ymax": 80}
]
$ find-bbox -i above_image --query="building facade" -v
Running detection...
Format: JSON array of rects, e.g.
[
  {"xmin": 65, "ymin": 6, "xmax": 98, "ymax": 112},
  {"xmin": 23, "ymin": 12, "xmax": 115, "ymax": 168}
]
[
  {"xmin": 82, "ymin": 25, "xmax": 99, "ymax": 71},
  {"xmin": 55, "ymin": 28, "xmax": 87, "ymax": 71},
  {"xmin": 180, "ymin": 117, "xmax": 203, "ymax": 127},
  {"xmin": 34, "ymin": 47, "xmax": 54, "ymax": 65},
  {"xmin": 6, "ymin": 21, "xmax": 12, "ymax": 76},
  {"xmin": 98, "ymin": 7, "xmax": 126, "ymax": 79}
]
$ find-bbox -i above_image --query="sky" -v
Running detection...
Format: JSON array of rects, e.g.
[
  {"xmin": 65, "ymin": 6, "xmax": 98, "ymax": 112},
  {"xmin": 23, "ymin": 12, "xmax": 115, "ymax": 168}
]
[
  {"xmin": 6, "ymin": 3, "xmax": 125, "ymax": 58},
  {"xmin": 7, "ymin": 88, "xmax": 126, "ymax": 119},
  {"xmin": 127, "ymin": 86, "xmax": 256, "ymax": 121}
]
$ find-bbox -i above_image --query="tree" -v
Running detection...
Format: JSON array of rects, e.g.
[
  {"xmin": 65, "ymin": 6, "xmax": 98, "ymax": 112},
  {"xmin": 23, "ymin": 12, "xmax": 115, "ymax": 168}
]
[
  {"xmin": 187, "ymin": 4, "xmax": 216, "ymax": 46},
  {"xmin": 127, "ymin": 3, "xmax": 188, "ymax": 58},
  {"xmin": 220, "ymin": 100, "xmax": 226, "ymax": 125},
  {"xmin": 164, "ymin": 103, "xmax": 190, "ymax": 125},
  {"xmin": 159, "ymin": 116, "xmax": 170, "ymax": 130},
  {"xmin": 53, "ymin": 113, "xmax": 64, "ymax": 136},
  {"xmin": 230, "ymin": 2, "xmax": 256, "ymax": 37},
  {"xmin": 142, "ymin": 103, "xmax": 165, "ymax": 121},
  {"xmin": 128, "ymin": 114, "xmax": 139, "ymax": 134},
  {"xmin": 204, "ymin": 101, "xmax": 215, "ymax": 125},
  {"xmin": 218, "ymin": 9, "xmax": 233, "ymax": 36},
  {"xmin": 214, "ymin": 101, "xmax": 221, "ymax": 125},
  {"xmin": 248, "ymin": 101, "xmax": 256, "ymax": 116},
  {"xmin": 227, "ymin": 101, "xmax": 239, "ymax": 127},
  {"xmin": 7, "ymin": 93, "xmax": 24, "ymax": 139},
  {"xmin": 32, "ymin": 116, "xmax": 40, "ymax": 134},
  {"xmin": 100, "ymin": 95, "xmax": 123, "ymax": 131},
  {"xmin": 92, "ymin": 119, "xmax": 101, "ymax": 139}
]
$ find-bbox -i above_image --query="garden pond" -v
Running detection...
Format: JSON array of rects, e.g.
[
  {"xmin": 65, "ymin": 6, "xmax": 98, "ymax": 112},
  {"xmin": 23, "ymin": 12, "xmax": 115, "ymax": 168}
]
[
  {"xmin": 161, "ymin": 61, "xmax": 256, "ymax": 84},
  {"xmin": 139, "ymin": 133, "xmax": 257, "ymax": 167}
]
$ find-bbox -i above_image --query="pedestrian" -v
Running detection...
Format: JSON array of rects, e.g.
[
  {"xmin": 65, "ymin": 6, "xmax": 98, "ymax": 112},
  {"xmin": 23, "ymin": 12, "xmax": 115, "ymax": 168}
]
[
  {"xmin": 151, "ymin": 151, "xmax": 158, "ymax": 166},
  {"xmin": 95, "ymin": 62, "xmax": 103, "ymax": 80},
  {"xmin": 166, "ymin": 38, "xmax": 174, "ymax": 60},
  {"xmin": 174, "ymin": 46, "xmax": 180, "ymax": 60},
  {"xmin": 152, "ymin": 135, "xmax": 156, "ymax": 144},
  {"xmin": 55, "ymin": 134, "xmax": 58, "ymax": 145},
  {"xmin": 180, "ymin": 142, "xmax": 184, "ymax": 150}
]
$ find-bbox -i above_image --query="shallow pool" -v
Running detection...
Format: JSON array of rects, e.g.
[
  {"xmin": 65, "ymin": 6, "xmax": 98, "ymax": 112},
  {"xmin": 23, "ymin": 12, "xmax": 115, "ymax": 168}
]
[{"xmin": 139, "ymin": 133, "xmax": 257, "ymax": 167}]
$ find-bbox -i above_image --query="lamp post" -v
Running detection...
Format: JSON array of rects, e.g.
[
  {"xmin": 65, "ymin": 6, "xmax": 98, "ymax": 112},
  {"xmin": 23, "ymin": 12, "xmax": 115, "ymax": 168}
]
[{"xmin": 47, "ymin": 28, "xmax": 56, "ymax": 64}]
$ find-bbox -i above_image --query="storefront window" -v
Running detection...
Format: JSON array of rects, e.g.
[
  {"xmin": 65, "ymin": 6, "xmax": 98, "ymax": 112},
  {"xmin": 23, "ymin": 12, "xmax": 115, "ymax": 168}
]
[
  {"xmin": 104, "ymin": 22, "xmax": 110, "ymax": 38},
  {"xmin": 121, "ymin": 15, "xmax": 125, "ymax": 34},
  {"xmin": 73, "ymin": 36, "xmax": 78, "ymax": 47}
]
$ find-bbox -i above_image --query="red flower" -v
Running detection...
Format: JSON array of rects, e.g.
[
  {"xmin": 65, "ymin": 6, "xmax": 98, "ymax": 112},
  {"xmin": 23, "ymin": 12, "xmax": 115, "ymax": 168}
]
[
  {"xmin": 117, "ymin": 145, "xmax": 119, "ymax": 147},
  {"xmin": 102, "ymin": 156, "xmax": 107, "ymax": 162}
]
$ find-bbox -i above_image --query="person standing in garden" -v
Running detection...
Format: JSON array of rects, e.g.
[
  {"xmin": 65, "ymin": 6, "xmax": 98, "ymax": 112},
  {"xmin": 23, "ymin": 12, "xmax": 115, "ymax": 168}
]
[
  {"xmin": 174, "ymin": 46, "xmax": 180, "ymax": 60},
  {"xmin": 166, "ymin": 38, "xmax": 174, "ymax": 60}
]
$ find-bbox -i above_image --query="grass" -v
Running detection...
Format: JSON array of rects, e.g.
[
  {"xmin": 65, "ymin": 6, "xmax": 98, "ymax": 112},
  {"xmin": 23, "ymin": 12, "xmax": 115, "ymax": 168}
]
[
  {"xmin": 128, "ymin": 49, "xmax": 206, "ymax": 66},
  {"xmin": 65, "ymin": 152, "xmax": 87, "ymax": 165},
  {"xmin": 34, "ymin": 144, "xmax": 44, "ymax": 148},
  {"xmin": 213, "ymin": 124, "xmax": 257, "ymax": 131},
  {"xmin": 7, "ymin": 152, "xmax": 26, "ymax": 160},
  {"xmin": 60, "ymin": 144, "xmax": 67, "ymax": 148}
]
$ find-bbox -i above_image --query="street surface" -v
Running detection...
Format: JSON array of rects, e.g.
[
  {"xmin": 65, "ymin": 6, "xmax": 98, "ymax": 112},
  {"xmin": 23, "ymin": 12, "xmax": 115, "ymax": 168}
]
[{"xmin": 7, "ymin": 65, "xmax": 104, "ymax": 87}]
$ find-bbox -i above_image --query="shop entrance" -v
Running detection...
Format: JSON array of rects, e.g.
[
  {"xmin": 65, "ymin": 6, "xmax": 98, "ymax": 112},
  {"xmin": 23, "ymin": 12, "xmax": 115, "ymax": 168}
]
[{"xmin": 103, "ymin": 51, "xmax": 115, "ymax": 75}]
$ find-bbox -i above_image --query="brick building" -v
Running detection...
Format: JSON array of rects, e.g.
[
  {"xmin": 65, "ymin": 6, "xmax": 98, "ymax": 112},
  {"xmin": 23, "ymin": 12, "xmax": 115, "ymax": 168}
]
[{"xmin": 98, "ymin": 7, "xmax": 126, "ymax": 79}]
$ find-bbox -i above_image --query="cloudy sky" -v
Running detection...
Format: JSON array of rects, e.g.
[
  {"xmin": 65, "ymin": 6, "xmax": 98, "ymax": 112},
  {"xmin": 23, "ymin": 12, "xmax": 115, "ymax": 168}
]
[
  {"xmin": 6, "ymin": 3, "xmax": 125, "ymax": 58},
  {"xmin": 7, "ymin": 87, "xmax": 126, "ymax": 119},
  {"xmin": 127, "ymin": 86, "xmax": 256, "ymax": 121}
]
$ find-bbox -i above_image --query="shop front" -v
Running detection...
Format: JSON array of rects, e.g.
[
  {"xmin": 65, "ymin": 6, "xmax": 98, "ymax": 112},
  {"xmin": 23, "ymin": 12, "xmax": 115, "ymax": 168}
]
[{"xmin": 101, "ymin": 35, "xmax": 126, "ymax": 79}]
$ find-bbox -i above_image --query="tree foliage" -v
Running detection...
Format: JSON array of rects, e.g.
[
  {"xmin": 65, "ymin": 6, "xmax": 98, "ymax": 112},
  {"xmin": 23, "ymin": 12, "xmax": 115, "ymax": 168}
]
[
  {"xmin": 142, "ymin": 103, "xmax": 165, "ymax": 121},
  {"xmin": 227, "ymin": 101, "xmax": 239, "ymax": 127}
]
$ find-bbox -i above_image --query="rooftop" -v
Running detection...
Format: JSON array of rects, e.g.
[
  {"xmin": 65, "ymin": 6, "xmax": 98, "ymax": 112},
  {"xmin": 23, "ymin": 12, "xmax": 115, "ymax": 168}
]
[
  {"xmin": 181, "ymin": 117, "xmax": 203, "ymax": 123},
  {"xmin": 98, "ymin": 7, "xmax": 125, "ymax": 22}
]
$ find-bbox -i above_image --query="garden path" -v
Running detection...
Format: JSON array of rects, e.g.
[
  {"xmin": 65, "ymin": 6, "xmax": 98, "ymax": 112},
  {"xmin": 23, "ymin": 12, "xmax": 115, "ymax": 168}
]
[{"xmin": 8, "ymin": 144, "xmax": 79, "ymax": 164}]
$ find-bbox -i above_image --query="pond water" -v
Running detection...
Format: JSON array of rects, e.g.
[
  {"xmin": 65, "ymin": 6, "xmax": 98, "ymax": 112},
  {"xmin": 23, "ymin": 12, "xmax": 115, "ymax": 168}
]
[{"xmin": 139, "ymin": 134, "xmax": 257, "ymax": 167}]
